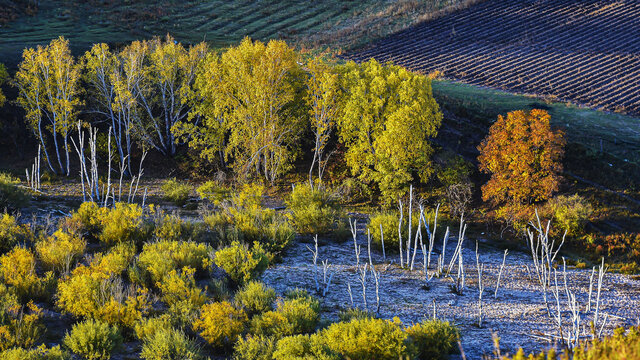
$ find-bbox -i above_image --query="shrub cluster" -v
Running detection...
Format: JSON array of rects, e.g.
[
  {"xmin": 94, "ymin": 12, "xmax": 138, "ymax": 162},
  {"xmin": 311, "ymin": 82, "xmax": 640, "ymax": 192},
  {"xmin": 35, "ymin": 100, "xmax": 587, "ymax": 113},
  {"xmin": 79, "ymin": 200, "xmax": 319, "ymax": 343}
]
[
  {"xmin": 197, "ymin": 181, "xmax": 231, "ymax": 206},
  {"xmin": 136, "ymin": 239, "xmax": 211, "ymax": 285},
  {"xmin": 214, "ymin": 241, "xmax": 269, "ymax": 286},
  {"xmin": 193, "ymin": 301, "xmax": 247, "ymax": 349},
  {"xmin": 0, "ymin": 247, "xmax": 53, "ymax": 301},
  {"xmin": 140, "ymin": 327, "xmax": 203, "ymax": 360},
  {"xmin": 0, "ymin": 213, "xmax": 33, "ymax": 254},
  {"xmin": 285, "ymin": 183, "xmax": 341, "ymax": 235},
  {"xmin": 63, "ymin": 319, "xmax": 122, "ymax": 360},
  {"xmin": 35, "ymin": 230, "xmax": 86, "ymax": 274},
  {"xmin": 63, "ymin": 202, "xmax": 145, "ymax": 245},
  {"xmin": 161, "ymin": 178, "xmax": 192, "ymax": 206},
  {"xmin": 0, "ymin": 285, "xmax": 44, "ymax": 351},
  {"xmin": 543, "ymin": 194, "xmax": 593, "ymax": 235}
]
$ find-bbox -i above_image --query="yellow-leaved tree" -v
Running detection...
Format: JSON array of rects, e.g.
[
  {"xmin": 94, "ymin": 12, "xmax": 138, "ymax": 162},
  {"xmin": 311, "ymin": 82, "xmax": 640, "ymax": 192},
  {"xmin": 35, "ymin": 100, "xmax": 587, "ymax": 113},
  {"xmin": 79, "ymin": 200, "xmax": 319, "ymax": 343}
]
[
  {"xmin": 306, "ymin": 55, "xmax": 342, "ymax": 187},
  {"xmin": 337, "ymin": 59, "xmax": 442, "ymax": 203},
  {"xmin": 14, "ymin": 36, "xmax": 81, "ymax": 176},
  {"xmin": 174, "ymin": 37, "xmax": 306, "ymax": 183},
  {"xmin": 477, "ymin": 109, "xmax": 565, "ymax": 229}
]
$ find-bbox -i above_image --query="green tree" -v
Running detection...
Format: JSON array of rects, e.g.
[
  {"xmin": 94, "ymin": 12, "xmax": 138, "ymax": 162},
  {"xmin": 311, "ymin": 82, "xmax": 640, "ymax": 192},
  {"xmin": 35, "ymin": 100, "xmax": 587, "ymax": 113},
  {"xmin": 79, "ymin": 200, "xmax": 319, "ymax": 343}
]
[
  {"xmin": 0, "ymin": 63, "xmax": 7, "ymax": 107},
  {"xmin": 337, "ymin": 59, "xmax": 442, "ymax": 203}
]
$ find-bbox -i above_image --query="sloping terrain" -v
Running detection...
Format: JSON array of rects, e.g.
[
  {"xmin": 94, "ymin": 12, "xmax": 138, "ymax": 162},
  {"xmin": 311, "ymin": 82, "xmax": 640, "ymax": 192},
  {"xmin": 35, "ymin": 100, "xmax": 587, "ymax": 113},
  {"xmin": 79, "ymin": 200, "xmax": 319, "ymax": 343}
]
[{"xmin": 347, "ymin": 0, "xmax": 640, "ymax": 115}]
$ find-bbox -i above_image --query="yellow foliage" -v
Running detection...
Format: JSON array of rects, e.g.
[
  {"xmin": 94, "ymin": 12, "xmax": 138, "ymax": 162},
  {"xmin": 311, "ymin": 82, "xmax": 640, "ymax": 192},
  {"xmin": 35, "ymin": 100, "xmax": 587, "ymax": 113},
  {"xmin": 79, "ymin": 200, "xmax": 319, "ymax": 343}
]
[
  {"xmin": 0, "ymin": 297, "xmax": 44, "ymax": 352},
  {"xmin": 35, "ymin": 230, "xmax": 86, "ymax": 274},
  {"xmin": 0, "ymin": 247, "xmax": 51, "ymax": 301},
  {"xmin": 0, "ymin": 213, "xmax": 33, "ymax": 253},
  {"xmin": 137, "ymin": 239, "xmax": 212, "ymax": 285},
  {"xmin": 338, "ymin": 59, "xmax": 442, "ymax": 204},
  {"xmin": 193, "ymin": 301, "xmax": 247, "ymax": 349},
  {"xmin": 97, "ymin": 202, "xmax": 143, "ymax": 245}
]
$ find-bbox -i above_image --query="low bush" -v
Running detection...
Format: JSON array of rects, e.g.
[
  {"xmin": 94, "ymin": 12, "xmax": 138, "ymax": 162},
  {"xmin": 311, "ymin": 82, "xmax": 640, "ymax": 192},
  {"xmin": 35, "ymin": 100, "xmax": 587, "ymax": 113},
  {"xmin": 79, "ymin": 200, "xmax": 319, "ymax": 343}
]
[
  {"xmin": 61, "ymin": 202, "xmax": 101, "ymax": 238},
  {"xmin": 0, "ymin": 213, "xmax": 33, "ymax": 254},
  {"xmin": 0, "ymin": 173, "xmax": 29, "ymax": 211},
  {"xmin": 0, "ymin": 247, "xmax": 53, "ymax": 301},
  {"xmin": 286, "ymin": 183, "xmax": 341, "ymax": 235},
  {"xmin": 337, "ymin": 308, "xmax": 373, "ymax": 322},
  {"xmin": 319, "ymin": 317, "xmax": 408, "ymax": 360},
  {"xmin": 544, "ymin": 194, "xmax": 593, "ymax": 235},
  {"xmin": 0, "ymin": 345, "xmax": 69, "ymax": 360},
  {"xmin": 192, "ymin": 301, "xmax": 247, "ymax": 349},
  {"xmin": 405, "ymin": 319, "xmax": 459, "ymax": 360},
  {"xmin": 233, "ymin": 335, "xmax": 276, "ymax": 360},
  {"xmin": 197, "ymin": 181, "xmax": 231, "ymax": 206},
  {"xmin": 35, "ymin": 230, "xmax": 86, "ymax": 274},
  {"xmin": 137, "ymin": 239, "xmax": 212, "ymax": 285},
  {"xmin": 272, "ymin": 334, "xmax": 337, "ymax": 360},
  {"xmin": 63, "ymin": 319, "xmax": 122, "ymax": 360},
  {"xmin": 153, "ymin": 214, "xmax": 184, "ymax": 242},
  {"xmin": 234, "ymin": 281, "xmax": 276, "ymax": 316},
  {"xmin": 605, "ymin": 233, "xmax": 640, "ymax": 262},
  {"xmin": 97, "ymin": 203, "xmax": 144, "ymax": 245},
  {"xmin": 204, "ymin": 183, "xmax": 294, "ymax": 255},
  {"xmin": 140, "ymin": 327, "xmax": 203, "ymax": 360},
  {"xmin": 161, "ymin": 178, "xmax": 191, "ymax": 206},
  {"xmin": 250, "ymin": 293, "xmax": 320, "ymax": 339},
  {"xmin": 57, "ymin": 265, "xmax": 150, "ymax": 329},
  {"xmin": 214, "ymin": 241, "xmax": 269, "ymax": 286},
  {"xmin": 91, "ymin": 242, "xmax": 137, "ymax": 276},
  {"xmin": 134, "ymin": 315, "xmax": 173, "ymax": 342},
  {"xmin": 500, "ymin": 326, "xmax": 640, "ymax": 360},
  {"xmin": 158, "ymin": 267, "xmax": 207, "ymax": 324},
  {"xmin": 0, "ymin": 286, "xmax": 44, "ymax": 351}
]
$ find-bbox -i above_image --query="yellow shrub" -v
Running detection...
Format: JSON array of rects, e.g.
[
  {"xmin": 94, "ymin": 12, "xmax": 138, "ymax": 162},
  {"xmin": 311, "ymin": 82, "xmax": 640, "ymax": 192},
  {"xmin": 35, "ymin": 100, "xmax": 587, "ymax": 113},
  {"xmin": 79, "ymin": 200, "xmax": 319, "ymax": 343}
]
[
  {"xmin": 153, "ymin": 214, "xmax": 184, "ymax": 242},
  {"xmin": 286, "ymin": 183, "xmax": 341, "ymax": 235},
  {"xmin": 214, "ymin": 241, "xmax": 269, "ymax": 285},
  {"xmin": 0, "ymin": 247, "xmax": 52, "ymax": 301},
  {"xmin": 98, "ymin": 203, "xmax": 144, "ymax": 245},
  {"xmin": 140, "ymin": 327, "xmax": 203, "ymax": 360},
  {"xmin": 0, "ymin": 299, "xmax": 44, "ymax": 352},
  {"xmin": 62, "ymin": 202, "xmax": 102, "ymax": 238},
  {"xmin": 137, "ymin": 240, "xmax": 212, "ymax": 285},
  {"xmin": 319, "ymin": 317, "xmax": 408, "ymax": 360},
  {"xmin": 193, "ymin": 301, "xmax": 247, "ymax": 349},
  {"xmin": 0, "ymin": 213, "xmax": 33, "ymax": 253},
  {"xmin": 56, "ymin": 265, "xmax": 150, "ymax": 329},
  {"xmin": 91, "ymin": 242, "xmax": 136, "ymax": 276},
  {"xmin": 35, "ymin": 230, "xmax": 86, "ymax": 274},
  {"xmin": 161, "ymin": 178, "xmax": 192, "ymax": 206},
  {"xmin": 0, "ymin": 344, "xmax": 69, "ymax": 360},
  {"xmin": 405, "ymin": 319, "xmax": 459, "ymax": 360},
  {"xmin": 63, "ymin": 319, "xmax": 122, "ymax": 360},
  {"xmin": 158, "ymin": 267, "xmax": 207, "ymax": 323},
  {"xmin": 234, "ymin": 281, "xmax": 276, "ymax": 316},
  {"xmin": 233, "ymin": 335, "xmax": 277, "ymax": 360},
  {"xmin": 249, "ymin": 294, "xmax": 320, "ymax": 339},
  {"xmin": 134, "ymin": 315, "xmax": 173, "ymax": 341},
  {"xmin": 196, "ymin": 181, "xmax": 230, "ymax": 205}
]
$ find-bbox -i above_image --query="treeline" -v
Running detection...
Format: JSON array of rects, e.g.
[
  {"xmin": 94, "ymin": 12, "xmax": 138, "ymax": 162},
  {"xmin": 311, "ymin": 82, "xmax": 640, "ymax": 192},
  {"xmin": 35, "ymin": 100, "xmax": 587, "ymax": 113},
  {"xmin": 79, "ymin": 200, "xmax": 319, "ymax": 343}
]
[{"xmin": 9, "ymin": 35, "xmax": 442, "ymax": 203}]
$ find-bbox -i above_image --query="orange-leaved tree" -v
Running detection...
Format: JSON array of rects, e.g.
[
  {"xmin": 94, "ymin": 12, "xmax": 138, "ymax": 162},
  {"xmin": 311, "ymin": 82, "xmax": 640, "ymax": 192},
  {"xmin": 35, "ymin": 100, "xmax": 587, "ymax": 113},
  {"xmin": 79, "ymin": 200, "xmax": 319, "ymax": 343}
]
[{"xmin": 477, "ymin": 109, "xmax": 565, "ymax": 227}]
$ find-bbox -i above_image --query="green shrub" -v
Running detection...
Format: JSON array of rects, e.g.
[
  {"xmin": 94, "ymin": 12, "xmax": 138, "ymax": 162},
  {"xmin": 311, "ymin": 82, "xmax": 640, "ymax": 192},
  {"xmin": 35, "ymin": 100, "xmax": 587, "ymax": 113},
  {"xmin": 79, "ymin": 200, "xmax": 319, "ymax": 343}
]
[
  {"xmin": 134, "ymin": 314, "xmax": 174, "ymax": 342},
  {"xmin": 97, "ymin": 203, "xmax": 144, "ymax": 245},
  {"xmin": 0, "ymin": 213, "xmax": 33, "ymax": 254},
  {"xmin": 368, "ymin": 212, "xmax": 418, "ymax": 252},
  {"xmin": 140, "ymin": 327, "xmax": 202, "ymax": 360},
  {"xmin": 0, "ymin": 287, "xmax": 44, "ymax": 352},
  {"xmin": 272, "ymin": 334, "xmax": 337, "ymax": 360},
  {"xmin": 319, "ymin": 317, "xmax": 408, "ymax": 360},
  {"xmin": 544, "ymin": 194, "xmax": 593, "ymax": 235},
  {"xmin": 337, "ymin": 308, "xmax": 374, "ymax": 322},
  {"xmin": 162, "ymin": 178, "xmax": 192, "ymax": 206},
  {"xmin": 0, "ymin": 173, "xmax": 29, "ymax": 211},
  {"xmin": 233, "ymin": 335, "xmax": 276, "ymax": 360},
  {"xmin": 0, "ymin": 345, "xmax": 69, "ymax": 360},
  {"xmin": 250, "ymin": 294, "xmax": 320, "ymax": 338},
  {"xmin": 204, "ymin": 183, "xmax": 294, "ymax": 255},
  {"xmin": 214, "ymin": 241, "xmax": 269, "ymax": 285},
  {"xmin": 63, "ymin": 319, "xmax": 122, "ymax": 360},
  {"xmin": 197, "ymin": 181, "xmax": 231, "ymax": 205},
  {"xmin": 286, "ymin": 183, "xmax": 341, "ymax": 235},
  {"xmin": 405, "ymin": 319, "xmax": 459, "ymax": 360},
  {"xmin": 35, "ymin": 230, "xmax": 86, "ymax": 274},
  {"xmin": 235, "ymin": 281, "xmax": 276, "ymax": 316},
  {"xmin": 192, "ymin": 301, "xmax": 247, "ymax": 349},
  {"xmin": 137, "ymin": 239, "xmax": 212, "ymax": 285}
]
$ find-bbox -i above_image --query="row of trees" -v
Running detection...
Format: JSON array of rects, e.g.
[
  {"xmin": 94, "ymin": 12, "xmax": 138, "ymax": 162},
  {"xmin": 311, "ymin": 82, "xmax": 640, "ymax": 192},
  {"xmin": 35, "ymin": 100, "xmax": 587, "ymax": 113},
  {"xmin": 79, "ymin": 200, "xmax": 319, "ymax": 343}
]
[{"xmin": 11, "ymin": 36, "xmax": 443, "ymax": 202}]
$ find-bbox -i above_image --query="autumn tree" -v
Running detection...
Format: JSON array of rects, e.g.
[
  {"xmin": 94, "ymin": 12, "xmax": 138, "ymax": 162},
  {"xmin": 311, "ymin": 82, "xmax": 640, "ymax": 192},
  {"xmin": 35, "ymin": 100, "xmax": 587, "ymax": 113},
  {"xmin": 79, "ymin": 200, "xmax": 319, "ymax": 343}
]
[
  {"xmin": 477, "ymin": 109, "xmax": 565, "ymax": 225},
  {"xmin": 305, "ymin": 55, "xmax": 342, "ymax": 187},
  {"xmin": 133, "ymin": 35, "xmax": 208, "ymax": 156},
  {"xmin": 175, "ymin": 37, "xmax": 306, "ymax": 183},
  {"xmin": 15, "ymin": 36, "xmax": 81, "ymax": 175},
  {"xmin": 337, "ymin": 59, "xmax": 442, "ymax": 203}
]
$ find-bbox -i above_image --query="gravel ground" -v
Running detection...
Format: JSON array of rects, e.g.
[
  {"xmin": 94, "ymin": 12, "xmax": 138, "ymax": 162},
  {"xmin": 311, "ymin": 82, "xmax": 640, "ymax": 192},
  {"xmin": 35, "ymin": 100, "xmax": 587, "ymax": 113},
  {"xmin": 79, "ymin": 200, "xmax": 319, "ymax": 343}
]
[{"xmin": 262, "ymin": 215, "xmax": 640, "ymax": 359}]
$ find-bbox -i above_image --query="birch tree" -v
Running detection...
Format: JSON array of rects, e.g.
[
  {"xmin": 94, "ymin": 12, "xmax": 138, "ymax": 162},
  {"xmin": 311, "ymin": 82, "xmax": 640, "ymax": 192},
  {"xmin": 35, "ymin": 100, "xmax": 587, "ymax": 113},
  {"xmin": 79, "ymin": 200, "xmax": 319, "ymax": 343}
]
[
  {"xmin": 306, "ymin": 55, "xmax": 341, "ymax": 187},
  {"xmin": 15, "ymin": 36, "xmax": 81, "ymax": 175},
  {"xmin": 132, "ymin": 35, "xmax": 207, "ymax": 156},
  {"xmin": 337, "ymin": 59, "xmax": 442, "ymax": 203}
]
